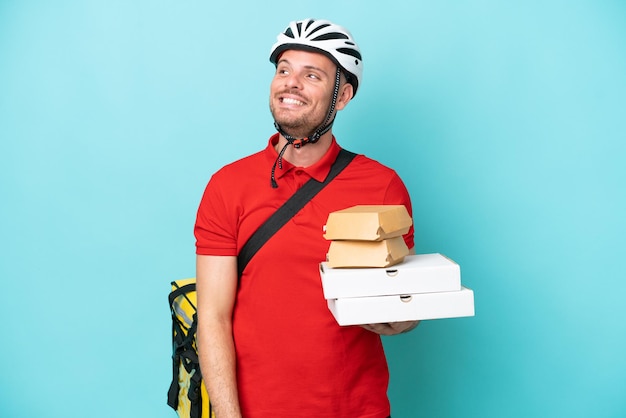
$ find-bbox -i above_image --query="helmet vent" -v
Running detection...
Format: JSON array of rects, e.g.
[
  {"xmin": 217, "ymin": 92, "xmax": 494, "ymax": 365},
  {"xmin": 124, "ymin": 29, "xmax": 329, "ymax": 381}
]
[
  {"xmin": 312, "ymin": 32, "xmax": 349, "ymax": 42},
  {"xmin": 308, "ymin": 23, "xmax": 331, "ymax": 36},
  {"xmin": 337, "ymin": 47, "xmax": 362, "ymax": 61}
]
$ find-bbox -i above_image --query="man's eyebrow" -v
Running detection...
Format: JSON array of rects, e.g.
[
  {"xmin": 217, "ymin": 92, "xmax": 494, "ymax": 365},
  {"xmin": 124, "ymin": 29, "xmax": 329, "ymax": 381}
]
[{"xmin": 277, "ymin": 59, "xmax": 329, "ymax": 77}]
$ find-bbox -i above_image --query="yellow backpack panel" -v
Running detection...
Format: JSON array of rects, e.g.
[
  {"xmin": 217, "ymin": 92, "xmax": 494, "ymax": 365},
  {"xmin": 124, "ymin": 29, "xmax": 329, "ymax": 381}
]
[{"xmin": 167, "ymin": 279, "xmax": 215, "ymax": 418}]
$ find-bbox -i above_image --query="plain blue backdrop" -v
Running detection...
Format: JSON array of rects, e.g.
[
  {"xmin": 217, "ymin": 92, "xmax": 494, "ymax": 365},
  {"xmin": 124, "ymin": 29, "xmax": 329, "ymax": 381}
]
[{"xmin": 1, "ymin": 1, "xmax": 625, "ymax": 417}]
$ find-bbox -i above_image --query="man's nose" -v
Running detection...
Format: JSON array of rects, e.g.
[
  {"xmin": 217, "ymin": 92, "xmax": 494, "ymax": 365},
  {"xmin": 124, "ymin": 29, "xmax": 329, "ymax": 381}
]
[{"xmin": 284, "ymin": 72, "xmax": 302, "ymax": 89}]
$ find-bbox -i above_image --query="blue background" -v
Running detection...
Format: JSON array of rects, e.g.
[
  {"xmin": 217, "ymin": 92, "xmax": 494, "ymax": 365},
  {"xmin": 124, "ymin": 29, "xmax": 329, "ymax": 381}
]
[{"xmin": 1, "ymin": 1, "xmax": 625, "ymax": 417}]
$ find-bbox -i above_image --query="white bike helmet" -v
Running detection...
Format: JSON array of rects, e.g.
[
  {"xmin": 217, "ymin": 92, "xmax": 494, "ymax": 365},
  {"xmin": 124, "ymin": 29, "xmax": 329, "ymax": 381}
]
[{"xmin": 269, "ymin": 18, "xmax": 363, "ymax": 95}]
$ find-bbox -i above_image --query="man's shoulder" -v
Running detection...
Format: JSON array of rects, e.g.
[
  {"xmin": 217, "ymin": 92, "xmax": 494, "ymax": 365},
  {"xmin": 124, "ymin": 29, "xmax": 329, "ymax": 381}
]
[
  {"xmin": 203, "ymin": 147, "xmax": 271, "ymax": 196},
  {"xmin": 216, "ymin": 148, "xmax": 268, "ymax": 175},
  {"xmin": 348, "ymin": 153, "xmax": 399, "ymax": 176}
]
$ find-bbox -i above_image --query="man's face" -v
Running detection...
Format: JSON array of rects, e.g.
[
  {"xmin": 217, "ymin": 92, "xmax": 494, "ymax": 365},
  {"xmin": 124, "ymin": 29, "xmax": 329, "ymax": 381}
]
[{"xmin": 269, "ymin": 49, "xmax": 344, "ymax": 139}]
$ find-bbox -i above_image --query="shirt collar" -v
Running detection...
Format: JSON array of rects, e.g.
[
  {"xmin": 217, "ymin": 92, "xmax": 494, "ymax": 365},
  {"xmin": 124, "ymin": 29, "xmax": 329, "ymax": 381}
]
[{"xmin": 265, "ymin": 133, "xmax": 342, "ymax": 183}]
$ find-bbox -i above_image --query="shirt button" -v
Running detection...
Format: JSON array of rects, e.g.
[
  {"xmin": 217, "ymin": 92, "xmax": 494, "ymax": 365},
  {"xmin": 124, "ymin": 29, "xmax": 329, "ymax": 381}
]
[{"xmin": 295, "ymin": 169, "xmax": 303, "ymax": 175}]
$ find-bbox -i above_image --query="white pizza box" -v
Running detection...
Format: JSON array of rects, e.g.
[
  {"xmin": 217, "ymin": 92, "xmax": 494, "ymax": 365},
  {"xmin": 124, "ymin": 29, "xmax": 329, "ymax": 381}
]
[
  {"xmin": 323, "ymin": 205, "xmax": 413, "ymax": 241},
  {"xmin": 326, "ymin": 236, "xmax": 409, "ymax": 268},
  {"xmin": 320, "ymin": 253, "xmax": 461, "ymax": 299},
  {"xmin": 327, "ymin": 286, "xmax": 475, "ymax": 326}
]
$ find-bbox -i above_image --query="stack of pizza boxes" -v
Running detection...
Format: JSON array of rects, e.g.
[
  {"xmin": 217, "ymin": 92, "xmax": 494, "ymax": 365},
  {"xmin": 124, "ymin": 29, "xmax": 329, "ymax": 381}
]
[{"xmin": 320, "ymin": 205, "xmax": 475, "ymax": 326}]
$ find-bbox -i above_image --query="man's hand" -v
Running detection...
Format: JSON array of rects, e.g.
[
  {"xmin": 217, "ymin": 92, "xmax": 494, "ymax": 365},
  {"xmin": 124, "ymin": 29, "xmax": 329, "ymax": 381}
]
[{"xmin": 361, "ymin": 320, "xmax": 420, "ymax": 336}]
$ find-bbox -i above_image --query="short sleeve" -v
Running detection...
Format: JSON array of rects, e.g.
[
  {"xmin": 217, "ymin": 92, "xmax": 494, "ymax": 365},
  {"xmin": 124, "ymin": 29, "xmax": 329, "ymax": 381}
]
[
  {"xmin": 194, "ymin": 172, "xmax": 239, "ymax": 256},
  {"xmin": 383, "ymin": 173, "xmax": 415, "ymax": 250}
]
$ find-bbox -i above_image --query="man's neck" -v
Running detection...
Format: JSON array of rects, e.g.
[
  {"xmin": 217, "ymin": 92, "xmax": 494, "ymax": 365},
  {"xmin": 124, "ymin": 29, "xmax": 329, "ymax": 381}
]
[{"xmin": 275, "ymin": 131, "xmax": 334, "ymax": 168}]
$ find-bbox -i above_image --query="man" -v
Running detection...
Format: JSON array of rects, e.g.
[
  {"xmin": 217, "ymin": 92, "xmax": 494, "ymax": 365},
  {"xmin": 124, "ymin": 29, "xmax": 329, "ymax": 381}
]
[{"xmin": 194, "ymin": 18, "xmax": 418, "ymax": 418}]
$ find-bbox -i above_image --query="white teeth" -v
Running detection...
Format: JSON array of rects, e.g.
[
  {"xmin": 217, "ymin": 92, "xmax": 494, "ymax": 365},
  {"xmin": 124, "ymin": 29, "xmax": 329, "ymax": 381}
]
[{"xmin": 282, "ymin": 97, "xmax": 304, "ymax": 106}]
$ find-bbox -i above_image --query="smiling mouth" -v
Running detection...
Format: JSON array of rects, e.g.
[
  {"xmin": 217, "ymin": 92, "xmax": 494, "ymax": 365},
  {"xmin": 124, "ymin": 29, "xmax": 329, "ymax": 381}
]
[{"xmin": 281, "ymin": 97, "xmax": 305, "ymax": 106}]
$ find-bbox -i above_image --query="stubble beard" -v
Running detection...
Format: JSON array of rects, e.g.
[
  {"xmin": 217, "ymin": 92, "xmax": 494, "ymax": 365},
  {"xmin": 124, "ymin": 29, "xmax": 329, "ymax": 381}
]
[{"xmin": 270, "ymin": 100, "xmax": 326, "ymax": 140}]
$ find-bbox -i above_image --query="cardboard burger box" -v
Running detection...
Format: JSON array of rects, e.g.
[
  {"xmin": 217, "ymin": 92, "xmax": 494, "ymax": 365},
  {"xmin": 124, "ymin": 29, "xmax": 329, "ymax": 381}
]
[
  {"xmin": 326, "ymin": 236, "xmax": 409, "ymax": 268},
  {"xmin": 321, "ymin": 253, "xmax": 461, "ymax": 299},
  {"xmin": 326, "ymin": 286, "xmax": 475, "ymax": 326},
  {"xmin": 323, "ymin": 205, "xmax": 412, "ymax": 241},
  {"xmin": 324, "ymin": 205, "xmax": 412, "ymax": 268}
]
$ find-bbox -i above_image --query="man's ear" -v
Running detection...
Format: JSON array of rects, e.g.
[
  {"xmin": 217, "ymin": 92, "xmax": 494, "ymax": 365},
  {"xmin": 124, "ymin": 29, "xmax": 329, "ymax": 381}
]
[{"xmin": 335, "ymin": 82, "xmax": 354, "ymax": 111}]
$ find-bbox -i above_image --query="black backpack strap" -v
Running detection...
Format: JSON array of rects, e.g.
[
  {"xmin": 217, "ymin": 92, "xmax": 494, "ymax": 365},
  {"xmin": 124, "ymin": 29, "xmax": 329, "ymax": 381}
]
[
  {"xmin": 167, "ymin": 350, "xmax": 181, "ymax": 409},
  {"xmin": 237, "ymin": 149, "xmax": 357, "ymax": 277}
]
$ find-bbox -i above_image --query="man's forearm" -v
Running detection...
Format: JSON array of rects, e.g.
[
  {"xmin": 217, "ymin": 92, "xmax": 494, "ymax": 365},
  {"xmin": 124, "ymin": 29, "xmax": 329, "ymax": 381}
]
[{"xmin": 197, "ymin": 320, "xmax": 242, "ymax": 418}]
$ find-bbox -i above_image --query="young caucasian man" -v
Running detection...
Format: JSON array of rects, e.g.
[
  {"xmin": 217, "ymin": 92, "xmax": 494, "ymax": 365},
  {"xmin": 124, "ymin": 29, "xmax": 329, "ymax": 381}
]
[{"xmin": 194, "ymin": 18, "xmax": 418, "ymax": 418}]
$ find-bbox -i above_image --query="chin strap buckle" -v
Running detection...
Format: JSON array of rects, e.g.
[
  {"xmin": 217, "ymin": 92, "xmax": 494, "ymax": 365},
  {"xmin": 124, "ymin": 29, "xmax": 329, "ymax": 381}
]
[{"xmin": 292, "ymin": 132, "xmax": 321, "ymax": 149}]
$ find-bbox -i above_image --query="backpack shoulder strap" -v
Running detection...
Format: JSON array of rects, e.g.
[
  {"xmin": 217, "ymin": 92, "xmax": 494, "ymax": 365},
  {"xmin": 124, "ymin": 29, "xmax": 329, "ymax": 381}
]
[{"xmin": 237, "ymin": 149, "xmax": 357, "ymax": 277}]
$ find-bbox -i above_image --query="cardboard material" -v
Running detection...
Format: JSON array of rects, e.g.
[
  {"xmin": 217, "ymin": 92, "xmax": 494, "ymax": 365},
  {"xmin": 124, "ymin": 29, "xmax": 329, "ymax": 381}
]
[
  {"xmin": 326, "ymin": 236, "xmax": 409, "ymax": 268},
  {"xmin": 323, "ymin": 205, "xmax": 412, "ymax": 241},
  {"xmin": 320, "ymin": 253, "xmax": 461, "ymax": 299},
  {"xmin": 327, "ymin": 286, "xmax": 475, "ymax": 326}
]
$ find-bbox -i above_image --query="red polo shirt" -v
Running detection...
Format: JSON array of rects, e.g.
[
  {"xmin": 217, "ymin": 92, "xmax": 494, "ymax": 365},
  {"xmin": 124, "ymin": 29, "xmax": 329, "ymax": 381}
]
[{"xmin": 195, "ymin": 134, "xmax": 414, "ymax": 418}]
